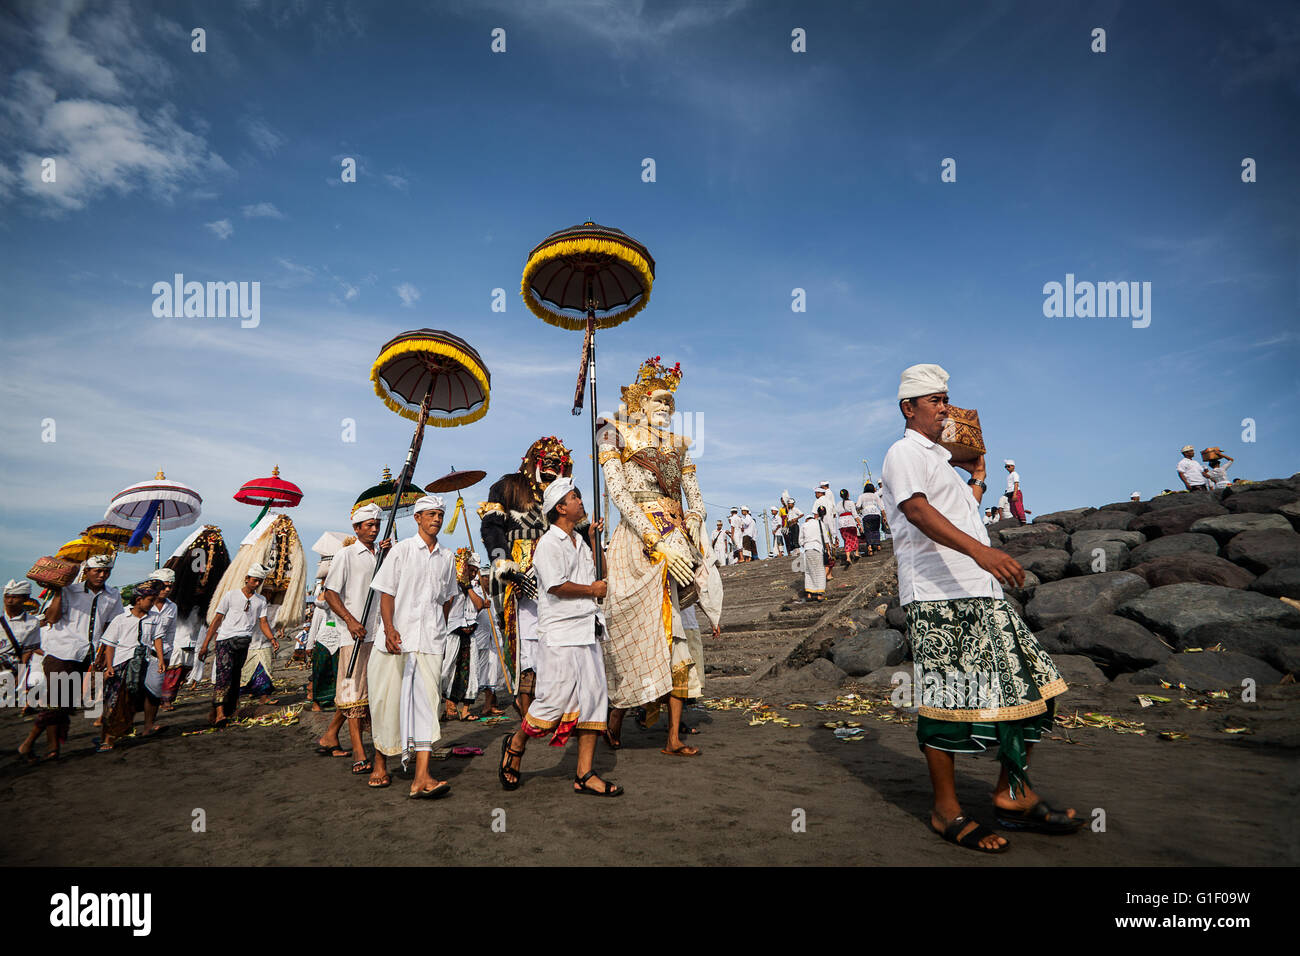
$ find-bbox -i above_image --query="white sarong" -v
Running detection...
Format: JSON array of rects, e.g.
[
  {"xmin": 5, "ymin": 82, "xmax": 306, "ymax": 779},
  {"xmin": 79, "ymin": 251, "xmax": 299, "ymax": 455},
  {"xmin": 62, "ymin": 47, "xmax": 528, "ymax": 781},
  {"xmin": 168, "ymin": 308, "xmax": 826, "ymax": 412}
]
[
  {"xmin": 522, "ymin": 640, "xmax": 608, "ymax": 747},
  {"xmin": 370, "ymin": 648, "xmax": 442, "ymax": 767}
]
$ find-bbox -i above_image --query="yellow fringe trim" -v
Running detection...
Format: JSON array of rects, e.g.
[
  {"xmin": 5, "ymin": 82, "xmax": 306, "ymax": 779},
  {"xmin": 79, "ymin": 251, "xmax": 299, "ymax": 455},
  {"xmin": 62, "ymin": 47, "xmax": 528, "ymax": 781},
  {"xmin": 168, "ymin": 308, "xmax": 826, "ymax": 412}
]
[
  {"xmin": 645, "ymin": 547, "xmax": 674, "ymax": 651},
  {"xmin": 476, "ymin": 501, "xmax": 504, "ymax": 518},
  {"xmin": 520, "ymin": 237, "xmax": 654, "ymax": 331},
  {"xmin": 369, "ymin": 337, "xmax": 491, "ymax": 427}
]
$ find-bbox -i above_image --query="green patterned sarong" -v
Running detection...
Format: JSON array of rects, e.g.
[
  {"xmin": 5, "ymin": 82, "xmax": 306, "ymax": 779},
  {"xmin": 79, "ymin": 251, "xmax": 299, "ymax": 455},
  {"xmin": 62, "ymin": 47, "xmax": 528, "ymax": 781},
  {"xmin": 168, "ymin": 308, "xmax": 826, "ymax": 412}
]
[
  {"xmin": 310, "ymin": 643, "xmax": 338, "ymax": 708},
  {"xmin": 907, "ymin": 596, "xmax": 1066, "ymax": 795}
]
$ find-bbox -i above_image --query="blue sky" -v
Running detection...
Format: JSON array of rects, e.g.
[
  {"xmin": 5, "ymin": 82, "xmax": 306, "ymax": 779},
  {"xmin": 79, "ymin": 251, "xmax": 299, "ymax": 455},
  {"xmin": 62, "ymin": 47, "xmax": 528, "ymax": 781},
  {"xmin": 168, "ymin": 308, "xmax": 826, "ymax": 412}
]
[{"xmin": 1, "ymin": 0, "xmax": 1297, "ymax": 586}]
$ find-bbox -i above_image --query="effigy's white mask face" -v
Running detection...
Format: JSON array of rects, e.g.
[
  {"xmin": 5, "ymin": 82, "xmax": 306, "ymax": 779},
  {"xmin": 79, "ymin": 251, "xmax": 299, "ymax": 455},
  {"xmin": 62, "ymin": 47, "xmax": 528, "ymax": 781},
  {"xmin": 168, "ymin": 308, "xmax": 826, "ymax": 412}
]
[{"xmin": 642, "ymin": 390, "xmax": 674, "ymax": 428}]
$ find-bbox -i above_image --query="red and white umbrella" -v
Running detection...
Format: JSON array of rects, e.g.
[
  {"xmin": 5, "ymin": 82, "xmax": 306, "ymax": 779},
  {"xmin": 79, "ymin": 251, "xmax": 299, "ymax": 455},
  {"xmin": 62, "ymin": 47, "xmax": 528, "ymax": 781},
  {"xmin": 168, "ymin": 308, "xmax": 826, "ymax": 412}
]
[{"xmin": 104, "ymin": 471, "xmax": 203, "ymax": 569}]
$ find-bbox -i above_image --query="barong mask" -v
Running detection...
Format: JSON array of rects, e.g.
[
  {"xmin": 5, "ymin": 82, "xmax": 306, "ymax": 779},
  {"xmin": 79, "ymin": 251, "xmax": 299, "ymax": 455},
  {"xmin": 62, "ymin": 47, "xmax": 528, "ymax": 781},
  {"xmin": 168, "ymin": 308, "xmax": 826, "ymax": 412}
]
[{"xmin": 521, "ymin": 436, "xmax": 574, "ymax": 500}]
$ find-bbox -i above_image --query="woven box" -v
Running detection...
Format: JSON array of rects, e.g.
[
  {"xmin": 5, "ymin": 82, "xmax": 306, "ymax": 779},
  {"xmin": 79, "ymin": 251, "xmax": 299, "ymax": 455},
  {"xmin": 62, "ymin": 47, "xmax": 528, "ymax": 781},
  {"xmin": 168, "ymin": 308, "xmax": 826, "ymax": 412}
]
[
  {"xmin": 939, "ymin": 406, "xmax": 986, "ymax": 459},
  {"xmin": 1201, "ymin": 446, "xmax": 1223, "ymax": 462},
  {"xmin": 27, "ymin": 555, "xmax": 79, "ymax": 588}
]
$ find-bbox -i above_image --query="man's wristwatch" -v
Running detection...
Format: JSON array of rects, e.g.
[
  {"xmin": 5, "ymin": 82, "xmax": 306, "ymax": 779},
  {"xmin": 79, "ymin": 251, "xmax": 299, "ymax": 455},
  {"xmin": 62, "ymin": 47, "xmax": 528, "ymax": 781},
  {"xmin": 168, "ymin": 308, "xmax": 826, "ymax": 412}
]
[{"xmin": 968, "ymin": 478, "xmax": 987, "ymax": 491}]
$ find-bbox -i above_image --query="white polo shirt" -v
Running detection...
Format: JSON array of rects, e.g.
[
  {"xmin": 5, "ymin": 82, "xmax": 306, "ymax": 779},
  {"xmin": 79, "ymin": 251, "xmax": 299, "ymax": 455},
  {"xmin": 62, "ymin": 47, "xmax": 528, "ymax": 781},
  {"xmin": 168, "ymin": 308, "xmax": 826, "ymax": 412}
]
[
  {"xmin": 446, "ymin": 579, "xmax": 486, "ymax": 632},
  {"xmin": 148, "ymin": 599, "xmax": 178, "ymax": 661},
  {"xmin": 533, "ymin": 524, "xmax": 601, "ymax": 648},
  {"xmin": 1005, "ymin": 470, "xmax": 1021, "ymax": 494},
  {"xmin": 42, "ymin": 580, "xmax": 124, "ymax": 662},
  {"xmin": 100, "ymin": 610, "xmax": 161, "ymax": 667},
  {"xmin": 1177, "ymin": 456, "xmax": 1207, "ymax": 487},
  {"xmin": 799, "ymin": 515, "xmax": 824, "ymax": 552},
  {"xmin": 323, "ymin": 540, "xmax": 385, "ymax": 643},
  {"xmin": 881, "ymin": 428, "xmax": 1003, "ymax": 605},
  {"xmin": 1, "ymin": 612, "xmax": 40, "ymax": 665},
  {"xmin": 369, "ymin": 535, "xmax": 458, "ymax": 655},
  {"xmin": 212, "ymin": 589, "xmax": 269, "ymax": 642}
]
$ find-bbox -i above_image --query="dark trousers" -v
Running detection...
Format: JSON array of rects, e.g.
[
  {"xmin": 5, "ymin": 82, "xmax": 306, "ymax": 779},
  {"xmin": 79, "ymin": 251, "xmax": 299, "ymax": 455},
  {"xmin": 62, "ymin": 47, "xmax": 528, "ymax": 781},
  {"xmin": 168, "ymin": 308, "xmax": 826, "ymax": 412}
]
[{"xmin": 214, "ymin": 635, "xmax": 252, "ymax": 714}]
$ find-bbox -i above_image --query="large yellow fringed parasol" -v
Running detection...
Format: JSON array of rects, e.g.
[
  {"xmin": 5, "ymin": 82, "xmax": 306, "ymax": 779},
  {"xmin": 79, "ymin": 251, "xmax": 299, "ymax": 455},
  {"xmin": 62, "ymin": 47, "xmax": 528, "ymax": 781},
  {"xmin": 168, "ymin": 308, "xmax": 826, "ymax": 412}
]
[
  {"xmin": 342, "ymin": 329, "xmax": 491, "ymax": 678},
  {"xmin": 57, "ymin": 537, "xmax": 116, "ymax": 562},
  {"xmin": 521, "ymin": 222, "xmax": 655, "ymax": 573}
]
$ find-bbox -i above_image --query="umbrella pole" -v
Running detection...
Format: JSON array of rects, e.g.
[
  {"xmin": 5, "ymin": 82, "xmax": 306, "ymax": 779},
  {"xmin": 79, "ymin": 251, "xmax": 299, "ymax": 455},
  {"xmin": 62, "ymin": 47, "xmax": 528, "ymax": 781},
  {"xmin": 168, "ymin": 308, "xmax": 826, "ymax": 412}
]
[
  {"xmin": 585, "ymin": 306, "xmax": 604, "ymax": 578},
  {"xmin": 155, "ymin": 509, "xmax": 162, "ymax": 570},
  {"xmin": 345, "ymin": 384, "xmax": 435, "ymax": 680}
]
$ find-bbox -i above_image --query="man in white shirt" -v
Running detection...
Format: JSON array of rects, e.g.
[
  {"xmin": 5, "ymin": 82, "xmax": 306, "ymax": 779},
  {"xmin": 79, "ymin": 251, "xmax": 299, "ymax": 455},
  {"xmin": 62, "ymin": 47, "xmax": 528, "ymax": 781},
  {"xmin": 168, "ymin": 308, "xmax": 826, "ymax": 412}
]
[
  {"xmin": 441, "ymin": 548, "xmax": 490, "ymax": 722},
  {"xmin": 499, "ymin": 478, "xmax": 621, "ymax": 796},
  {"xmin": 727, "ymin": 507, "xmax": 743, "ymax": 563},
  {"xmin": 739, "ymin": 506, "xmax": 758, "ymax": 562},
  {"xmin": 97, "ymin": 581, "xmax": 166, "ymax": 750},
  {"xmin": 810, "ymin": 488, "xmax": 837, "ymax": 580},
  {"xmin": 318, "ymin": 503, "xmax": 390, "ymax": 771},
  {"xmin": 779, "ymin": 492, "xmax": 803, "ymax": 555},
  {"xmin": 883, "ymin": 363, "xmax": 1078, "ymax": 854},
  {"xmin": 198, "ymin": 563, "xmax": 277, "ymax": 727},
  {"xmin": 1002, "ymin": 460, "xmax": 1026, "ymax": 524},
  {"xmin": 767, "ymin": 507, "xmax": 785, "ymax": 557},
  {"xmin": 1176, "ymin": 445, "xmax": 1210, "ymax": 492},
  {"xmin": 368, "ymin": 495, "xmax": 459, "ymax": 798},
  {"xmin": 36, "ymin": 551, "xmax": 123, "ymax": 756},
  {"xmin": 710, "ymin": 520, "xmax": 732, "ymax": 566}
]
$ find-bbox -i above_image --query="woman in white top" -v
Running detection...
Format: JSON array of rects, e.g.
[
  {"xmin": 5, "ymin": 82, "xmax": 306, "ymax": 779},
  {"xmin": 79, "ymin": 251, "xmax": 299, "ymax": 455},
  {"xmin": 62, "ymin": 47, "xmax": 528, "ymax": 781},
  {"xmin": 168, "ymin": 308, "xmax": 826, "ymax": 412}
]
[
  {"xmin": 836, "ymin": 489, "xmax": 862, "ymax": 567},
  {"xmin": 799, "ymin": 513, "xmax": 828, "ymax": 600},
  {"xmin": 1206, "ymin": 454, "xmax": 1234, "ymax": 491},
  {"xmin": 855, "ymin": 482, "xmax": 887, "ymax": 555}
]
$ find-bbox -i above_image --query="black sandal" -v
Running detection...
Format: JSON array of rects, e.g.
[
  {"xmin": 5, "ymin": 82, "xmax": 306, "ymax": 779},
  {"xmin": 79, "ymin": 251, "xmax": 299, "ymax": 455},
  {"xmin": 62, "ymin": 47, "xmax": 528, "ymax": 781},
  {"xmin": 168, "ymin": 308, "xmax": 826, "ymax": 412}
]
[
  {"xmin": 996, "ymin": 801, "xmax": 1083, "ymax": 834},
  {"xmin": 573, "ymin": 769, "xmax": 623, "ymax": 797},
  {"xmin": 934, "ymin": 815, "xmax": 1008, "ymax": 853},
  {"xmin": 350, "ymin": 759, "xmax": 372, "ymax": 775},
  {"xmin": 499, "ymin": 733, "xmax": 523, "ymax": 791}
]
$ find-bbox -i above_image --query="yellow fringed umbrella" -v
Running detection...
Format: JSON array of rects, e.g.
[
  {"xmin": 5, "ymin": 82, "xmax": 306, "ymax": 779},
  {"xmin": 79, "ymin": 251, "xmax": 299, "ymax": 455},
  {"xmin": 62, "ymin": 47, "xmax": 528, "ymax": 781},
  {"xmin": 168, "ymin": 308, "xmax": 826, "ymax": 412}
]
[
  {"xmin": 57, "ymin": 537, "xmax": 116, "ymax": 562},
  {"xmin": 521, "ymin": 221, "xmax": 655, "ymax": 573},
  {"xmin": 342, "ymin": 329, "xmax": 491, "ymax": 679}
]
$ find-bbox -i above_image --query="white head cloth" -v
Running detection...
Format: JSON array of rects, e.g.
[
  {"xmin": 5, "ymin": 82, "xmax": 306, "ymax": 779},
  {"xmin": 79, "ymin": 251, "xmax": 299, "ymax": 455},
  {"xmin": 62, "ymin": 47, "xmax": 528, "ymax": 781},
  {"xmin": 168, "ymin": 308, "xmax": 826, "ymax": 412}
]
[
  {"xmin": 4, "ymin": 579, "xmax": 31, "ymax": 596},
  {"xmin": 86, "ymin": 553, "xmax": 115, "ymax": 569},
  {"xmin": 542, "ymin": 477, "xmax": 575, "ymax": 515},
  {"xmin": 247, "ymin": 563, "xmax": 270, "ymax": 579},
  {"xmin": 470, "ymin": 552, "xmax": 482, "ymax": 568},
  {"xmin": 1004, "ymin": 459, "xmax": 1015, "ymax": 466},
  {"xmin": 412, "ymin": 495, "xmax": 445, "ymax": 515},
  {"xmin": 148, "ymin": 568, "xmax": 176, "ymax": 584},
  {"xmin": 898, "ymin": 363, "xmax": 949, "ymax": 401},
  {"xmin": 1181, "ymin": 445, "xmax": 1194, "ymax": 453},
  {"xmin": 352, "ymin": 503, "xmax": 382, "ymax": 525}
]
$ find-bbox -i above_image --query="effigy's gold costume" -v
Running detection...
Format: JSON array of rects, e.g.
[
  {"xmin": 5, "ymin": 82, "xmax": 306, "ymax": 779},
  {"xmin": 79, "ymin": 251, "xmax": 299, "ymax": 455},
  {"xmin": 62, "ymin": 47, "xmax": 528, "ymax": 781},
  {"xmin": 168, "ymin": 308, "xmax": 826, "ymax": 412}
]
[{"xmin": 598, "ymin": 359, "xmax": 721, "ymax": 707}]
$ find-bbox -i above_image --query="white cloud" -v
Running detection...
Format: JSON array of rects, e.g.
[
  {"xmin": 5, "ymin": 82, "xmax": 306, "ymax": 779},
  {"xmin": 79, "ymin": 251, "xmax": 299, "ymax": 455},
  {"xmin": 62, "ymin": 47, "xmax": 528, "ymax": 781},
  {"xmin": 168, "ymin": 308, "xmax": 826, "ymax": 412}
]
[
  {"xmin": 0, "ymin": 4, "xmax": 229, "ymax": 214},
  {"xmin": 383, "ymin": 173, "xmax": 409, "ymax": 191},
  {"xmin": 241, "ymin": 201, "xmax": 284, "ymax": 219},
  {"xmin": 343, "ymin": 284, "xmax": 359, "ymax": 301},
  {"xmin": 242, "ymin": 117, "xmax": 286, "ymax": 155},
  {"xmin": 395, "ymin": 282, "xmax": 421, "ymax": 307},
  {"xmin": 205, "ymin": 218, "xmax": 234, "ymax": 239}
]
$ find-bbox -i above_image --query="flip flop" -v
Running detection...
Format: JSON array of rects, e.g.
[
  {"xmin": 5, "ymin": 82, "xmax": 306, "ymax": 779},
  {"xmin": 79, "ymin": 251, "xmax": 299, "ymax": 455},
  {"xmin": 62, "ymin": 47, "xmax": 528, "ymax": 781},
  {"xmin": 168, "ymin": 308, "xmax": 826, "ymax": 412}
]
[
  {"xmin": 409, "ymin": 781, "xmax": 451, "ymax": 800},
  {"xmin": 432, "ymin": 746, "xmax": 453, "ymax": 760},
  {"xmin": 351, "ymin": 759, "xmax": 373, "ymax": 775},
  {"xmin": 367, "ymin": 776, "xmax": 391, "ymax": 789},
  {"xmin": 933, "ymin": 815, "xmax": 1009, "ymax": 853},
  {"xmin": 995, "ymin": 801, "xmax": 1083, "ymax": 834},
  {"xmin": 660, "ymin": 744, "xmax": 702, "ymax": 757},
  {"xmin": 451, "ymin": 746, "xmax": 483, "ymax": 757}
]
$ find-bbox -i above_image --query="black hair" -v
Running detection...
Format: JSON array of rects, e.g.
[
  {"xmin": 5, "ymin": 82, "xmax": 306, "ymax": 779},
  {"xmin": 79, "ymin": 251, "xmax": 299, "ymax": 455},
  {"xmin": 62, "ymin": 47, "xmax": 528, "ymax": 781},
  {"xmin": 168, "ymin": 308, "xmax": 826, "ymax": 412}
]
[
  {"xmin": 864, "ymin": 482, "xmax": 875, "ymax": 493},
  {"xmin": 545, "ymin": 504, "xmax": 561, "ymax": 524},
  {"xmin": 839, "ymin": 488, "xmax": 849, "ymax": 499}
]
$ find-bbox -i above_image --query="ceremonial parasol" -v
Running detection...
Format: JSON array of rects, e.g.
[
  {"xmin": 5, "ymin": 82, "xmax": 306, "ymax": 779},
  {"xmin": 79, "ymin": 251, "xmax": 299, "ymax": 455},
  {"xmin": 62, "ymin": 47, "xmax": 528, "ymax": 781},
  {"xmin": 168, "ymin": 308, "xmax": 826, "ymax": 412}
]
[
  {"xmin": 56, "ymin": 537, "xmax": 116, "ymax": 562},
  {"xmin": 235, "ymin": 465, "xmax": 303, "ymax": 528},
  {"xmin": 522, "ymin": 221, "xmax": 655, "ymax": 573},
  {"xmin": 343, "ymin": 329, "xmax": 491, "ymax": 678},
  {"xmin": 353, "ymin": 466, "xmax": 426, "ymax": 518},
  {"xmin": 83, "ymin": 521, "xmax": 152, "ymax": 554},
  {"xmin": 104, "ymin": 471, "xmax": 202, "ymax": 570}
]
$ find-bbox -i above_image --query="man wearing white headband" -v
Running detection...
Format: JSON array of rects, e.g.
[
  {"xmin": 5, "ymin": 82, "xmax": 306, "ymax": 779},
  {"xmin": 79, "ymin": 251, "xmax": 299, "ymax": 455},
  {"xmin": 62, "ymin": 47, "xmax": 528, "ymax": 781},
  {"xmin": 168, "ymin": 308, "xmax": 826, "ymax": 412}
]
[
  {"xmin": 198, "ymin": 563, "xmax": 278, "ymax": 727},
  {"xmin": 36, "ymin": 549, "xmax": 124, "ymax": 758},
  {"xmin": 883, "ymin": 363, "xmax": 1077, "ymax": 853},
  {"xmin": 369, "ymin": 493, "xmax": 459, "ymax": 798},
  {"xmin": 727, "ymin": 506, "xmax": 743, "ymax": 563},
  {"xmin": 1176, "ymin": 444, "xmax": 1210, "ymax": 492},
  {"xmin": 467, "ymin": 551, "xmax": 506, "ymax": 716},
  {"xmin": 810, "ymin": 486, "xmax": 837, "ymax": 581},
  {"xmin": 739, "ymin": 506, "xmax": 757, "ymax": 562},
  {"xmin": 500, "ymin": 478, "xmax": 622, "ymax": 796},
  {"xmin": 1002, "ymin": 459, "xmax": 1025, "ymax": 525},
  {"xmin": 767, "ymin": 507, "xmax": 785, "ymax": 557},
  {"xmin": 315, "ymin": 502, "xmax": 391, "ymax": 771}
]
